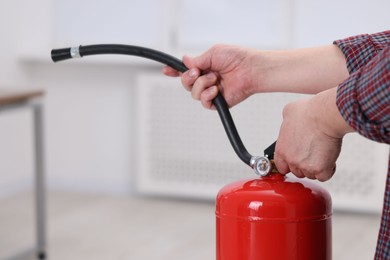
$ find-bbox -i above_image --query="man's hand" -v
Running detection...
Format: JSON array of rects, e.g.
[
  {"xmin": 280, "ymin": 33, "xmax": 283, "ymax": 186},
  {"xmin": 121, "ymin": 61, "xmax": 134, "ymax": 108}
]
[
  {"xmin": 274, "ymin": 87, "xmax": 354, "ymax": 181},
  {"xmin": 163, "ymin": 44, "xmax": 263, "ymax": 109}
]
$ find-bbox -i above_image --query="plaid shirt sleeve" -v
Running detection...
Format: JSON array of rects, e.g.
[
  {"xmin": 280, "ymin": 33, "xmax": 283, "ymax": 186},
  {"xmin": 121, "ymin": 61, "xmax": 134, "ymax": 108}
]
[
  {"xmin": 334, "ymin": 30, "xmax": 390, "ymax": 74},
  {"xmin": 334, "ymin": 33, "xmax": 390, "ymax": 144},
  {"xmin": 334, "ymin": 31, "xmax": 390, "ymax": 259}
]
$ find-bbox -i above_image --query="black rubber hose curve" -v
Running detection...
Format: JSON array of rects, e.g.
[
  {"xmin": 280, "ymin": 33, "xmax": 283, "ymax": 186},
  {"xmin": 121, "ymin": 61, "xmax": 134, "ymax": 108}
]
[{"xmin": 51, "ymin": 44, "xmax": 253, "ymax": 166}]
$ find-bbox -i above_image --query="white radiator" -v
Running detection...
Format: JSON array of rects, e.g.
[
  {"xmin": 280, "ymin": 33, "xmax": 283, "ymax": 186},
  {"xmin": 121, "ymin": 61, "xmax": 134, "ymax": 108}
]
[{"xmin": 135, "ymin": 73, "xmax": 388, "ymax": 213}]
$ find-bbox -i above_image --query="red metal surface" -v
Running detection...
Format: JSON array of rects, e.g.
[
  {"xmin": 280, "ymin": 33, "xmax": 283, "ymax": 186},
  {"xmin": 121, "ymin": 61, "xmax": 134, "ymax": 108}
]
[{"xmin": 216, "ymin": 173, "xmax": 332, "ymax": 260}]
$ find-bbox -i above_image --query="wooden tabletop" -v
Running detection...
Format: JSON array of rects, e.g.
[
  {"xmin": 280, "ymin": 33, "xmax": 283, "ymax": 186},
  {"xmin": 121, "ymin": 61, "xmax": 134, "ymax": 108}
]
[{"xmin": 0, "ymin": 89, "xmax": 44, "ymax": 106}]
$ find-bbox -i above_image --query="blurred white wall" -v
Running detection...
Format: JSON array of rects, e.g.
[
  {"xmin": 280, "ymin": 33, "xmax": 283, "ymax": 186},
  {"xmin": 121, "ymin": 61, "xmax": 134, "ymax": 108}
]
[
  {"xmin": 0, "ymin": 0, "xmax": 52, "ymax": 196},
  {"xmin": 0, "ymin": 0, "xmax": 389, "ymax": 197}
]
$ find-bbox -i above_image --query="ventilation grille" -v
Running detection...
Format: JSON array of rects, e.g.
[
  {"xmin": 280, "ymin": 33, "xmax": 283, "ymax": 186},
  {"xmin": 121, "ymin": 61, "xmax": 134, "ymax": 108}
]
[{"xmin": 135, "ymin": 73, "xmax": 388, "ymax": 212}]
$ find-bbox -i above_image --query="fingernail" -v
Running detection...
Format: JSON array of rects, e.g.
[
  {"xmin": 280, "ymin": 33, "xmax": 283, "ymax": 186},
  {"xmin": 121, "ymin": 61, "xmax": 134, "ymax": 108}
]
[
  {"xmin": 189, "ymin": 68, "xmax": 197, "ymax": 78},
  {"xmin": 208, "ymin": 85, "xmax": 218, "ymax": 93},
  {"xmin": 206, "ymin": 72, "xmax": 215, "ymax": 79}
]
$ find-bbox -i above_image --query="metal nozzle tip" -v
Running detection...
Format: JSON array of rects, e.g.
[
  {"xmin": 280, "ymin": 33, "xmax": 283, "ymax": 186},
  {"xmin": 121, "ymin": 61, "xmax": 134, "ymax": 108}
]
[{"xmin": 51, "ymin": 46, "xmax": 81, "ymax": 62}]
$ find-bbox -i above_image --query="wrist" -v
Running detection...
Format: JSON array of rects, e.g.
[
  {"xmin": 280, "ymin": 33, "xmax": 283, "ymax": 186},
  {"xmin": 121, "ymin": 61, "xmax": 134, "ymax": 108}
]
[
  {"xmin": 249, "ymin": 50, "xmax": 277, "ymax": 93},
  {"xmin": 310, "ymin": 87, "xmax": 354, "ymax": 138}
]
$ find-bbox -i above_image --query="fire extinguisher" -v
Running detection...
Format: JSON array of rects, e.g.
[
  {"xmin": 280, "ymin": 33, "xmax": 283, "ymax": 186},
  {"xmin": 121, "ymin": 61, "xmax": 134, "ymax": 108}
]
[
  {"xmin": 51, "ymin": 44, "xmax": 332, "ymax": 260},
  {"xmin": 216, "ymin": 165, "xmax": 332, "ymax": 260}
]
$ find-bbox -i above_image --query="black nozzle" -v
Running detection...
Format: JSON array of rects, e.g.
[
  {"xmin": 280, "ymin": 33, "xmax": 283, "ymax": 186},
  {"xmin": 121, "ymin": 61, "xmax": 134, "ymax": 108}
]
[{"xmin": 51, "ymin": 47, "xmax": 73, "ymax": 62}]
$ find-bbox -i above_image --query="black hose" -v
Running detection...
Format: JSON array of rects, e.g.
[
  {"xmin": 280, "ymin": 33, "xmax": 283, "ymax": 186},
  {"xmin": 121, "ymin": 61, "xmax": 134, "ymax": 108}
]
[{"xmin": 51, "ymin": 44, "xmax": 253, "ymax": 166}]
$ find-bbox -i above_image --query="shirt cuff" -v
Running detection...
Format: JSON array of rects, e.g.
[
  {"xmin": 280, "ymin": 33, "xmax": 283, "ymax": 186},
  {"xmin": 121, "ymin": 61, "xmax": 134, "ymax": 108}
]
[{"xmin": 333, "ymin": 30, "xmax": 390, "ymax": 74}]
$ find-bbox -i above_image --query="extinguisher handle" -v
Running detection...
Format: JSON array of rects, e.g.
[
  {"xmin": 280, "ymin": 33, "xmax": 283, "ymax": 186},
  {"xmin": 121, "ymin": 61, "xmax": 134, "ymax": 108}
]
[
  {"xmin": 264, "ymin": 141, "xmax": 276, "ymax": 160},
  {"xmin": 51, "ymin": 44, "xmax": 275, "ymax": 174}
]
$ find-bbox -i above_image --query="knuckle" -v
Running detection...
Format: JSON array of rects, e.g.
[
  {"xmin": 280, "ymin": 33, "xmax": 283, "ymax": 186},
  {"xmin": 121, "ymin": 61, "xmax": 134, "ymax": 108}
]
[
  {"xmin": 307, "ymin": 165, "xmax": 331, "ymax": 181},
  {"xmin": 201, "ymin": 87, "xmax": 214, "ymax": 100},
  {"xmin": 302, "ymin": 164, "xmax": 319, "ymax": 178},
  {"xmin": 201, "ymin": 99, "xmax": 212, "ymax": 110},
  {"xmin": 206, "ymin": 72, "xmax": 217, "ymax": 82},
  {"xmin": 210, "ymin": 44, "xmax": 224, "ymax": 51},
  {"xmin": 196, "ymin": 75, "xmax": 207, "ymax": 85},
  {"xmin": 191, "ymin": 89, "xmax": 199, "ymax": 100},
  {"xmin": 317, "ymin": 174, "xmax": 331, "ymax": 182},
  {"xmin": 274, "ymin": 157, "xmax": 289, "ymax": 174},
  {"xmin": 181, "ymin": 77, "xmax": 192, "ymax": 90},
  {"xmin": 282, "ymin": 104, "xmax": 292, "ymax": 119},
  {"xmin": 183, "ymin": 85, "xmax": 191, "ymax": 92},
  {"xmin": 290, "ymin": 161, "xmax": 317, "ymax": 180},
  {"xmin": 294, "ymin": 171, "xmax": 305, "ymax": 178},
  {"xmin": 316, "ymin": 168, "xmax": 335, "ymax": 182}
]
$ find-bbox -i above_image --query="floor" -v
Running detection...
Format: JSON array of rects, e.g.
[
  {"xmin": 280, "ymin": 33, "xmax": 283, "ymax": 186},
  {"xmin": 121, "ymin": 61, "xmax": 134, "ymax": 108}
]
[{"xmin": 0, "ymin": 191, "xmax": 381, "ymax": 260}]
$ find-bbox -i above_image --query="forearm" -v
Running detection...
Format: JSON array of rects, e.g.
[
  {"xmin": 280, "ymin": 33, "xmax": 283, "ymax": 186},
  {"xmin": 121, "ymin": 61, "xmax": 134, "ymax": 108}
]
[{"xmin": 252, "ymin": 45, "xmax": 350, "ymax": 94}]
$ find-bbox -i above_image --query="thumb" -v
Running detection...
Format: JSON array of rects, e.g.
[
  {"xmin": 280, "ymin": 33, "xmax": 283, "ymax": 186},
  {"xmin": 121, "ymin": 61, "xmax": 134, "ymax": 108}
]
[
  {"xmin": 183, "ymin": 51, "xmax": 213, "ymax": 72},
  {"xmin": 182, "ymin": 55, "xmax": 197, "ymax": 70}
]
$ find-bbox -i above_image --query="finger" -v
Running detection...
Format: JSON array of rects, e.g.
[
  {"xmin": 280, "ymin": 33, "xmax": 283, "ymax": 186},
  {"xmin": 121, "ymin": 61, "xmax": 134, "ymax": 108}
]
[
  {"xmin": 299, "ymin": 165, "xmax": 317, "ymax": 180},
  {"xmin": 162, "ymin": 66, "xmax": 181, "ymax": 77},
  {"xmin": 200, "ymin": 86, "xmax": 218, "ymax": 109},
  {"xmin": 274, "ymin": 154, "xmax": 290, "ymax": 175},
  {"xmin": 182, "ymin": 55, "xmax": 195, "ymax": 68},
  {"xmin": 316, "ymin": 164, "xmax": 337, "ymax": 182},
  {"xmin": 273, "ymin": 140, "xmax": 290, "ymax": 175},
  {"xmin": 191, "ymin": 73, "xmax": 218, "ymax": 100},
  {"xmin": 181, "ymin": 68, "xmax": 200, "ymax": 92},
  {"xmin": 290, "ymin": 166, "xmax": 306, "ymax": 179},
  {"xmin": 183, "ymin": 53, "xmax": 212, "ymax": 71}
]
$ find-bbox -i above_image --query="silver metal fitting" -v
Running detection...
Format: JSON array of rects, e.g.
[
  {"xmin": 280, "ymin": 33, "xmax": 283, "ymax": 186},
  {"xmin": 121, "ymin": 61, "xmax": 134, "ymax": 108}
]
[
  {"xmin": 250, "ymin": 156, "xmax": 271, "ymax": 177},
  {"xmin": 70, "ymin": 46, "xmax": 81, "ymax": 58}
]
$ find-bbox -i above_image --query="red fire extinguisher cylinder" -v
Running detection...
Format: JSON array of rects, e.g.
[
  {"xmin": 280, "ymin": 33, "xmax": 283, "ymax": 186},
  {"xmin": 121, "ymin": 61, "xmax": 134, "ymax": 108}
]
[{"xmin": 216, "ymin": 173, "xmax": 332, "ymax": 260}]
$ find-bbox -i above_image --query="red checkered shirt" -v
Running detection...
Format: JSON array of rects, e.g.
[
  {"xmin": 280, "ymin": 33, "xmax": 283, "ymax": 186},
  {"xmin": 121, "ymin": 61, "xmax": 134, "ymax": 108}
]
[{"xmin": 334, "ymin": 30, "xmax": 390, "ymax": 259}]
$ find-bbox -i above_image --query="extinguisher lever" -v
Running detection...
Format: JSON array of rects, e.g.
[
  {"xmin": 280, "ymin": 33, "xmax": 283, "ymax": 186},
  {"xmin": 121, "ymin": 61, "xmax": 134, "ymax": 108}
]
[
  {"xmin": 264, "ymin": 141, "xmax": 276, "ymax": 160},
  {"xmin": 51, "ymin": 44, "xmax": 275, "ymax": 176}
]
